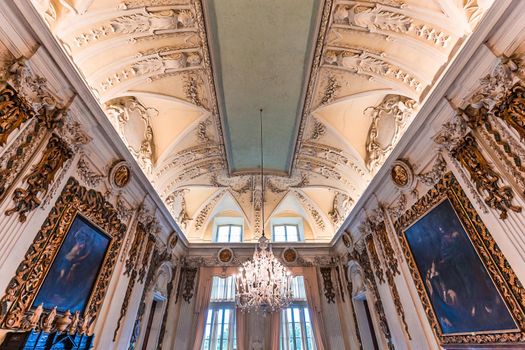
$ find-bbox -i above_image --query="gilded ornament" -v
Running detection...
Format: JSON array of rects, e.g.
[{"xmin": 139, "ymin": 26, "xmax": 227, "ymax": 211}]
[
  {"xmin": 181, "ymin": 267, "xmax": 197, "ymax": 303},
  {"xmin": 391, "ymin": 159, "xmax": 414, "ymax": 189},
  {"xmin": 320, "ymin": 267, "xmax": 336, "ymax": 303},
  {"xmin": 55, "ymin": 310, "xmax": 72, "ymax": 332},
  {"xmin": 0, "ymin": 82, "xmax": 35, "ymax": 147},
  {"xmin": 109, "ymin": 160, "xmax": 131, "ymax": 189},
  {"xmin": 0, "ymin": 177, "xmax": 127, "ymax": 330},
  {"xmin": 452, "ymin": 134, "xmax": 521, "ymax": 219},
  {"xmin": 342, "ymin": 232, "xmax": 353, "ymax": 248},
  {"xmin": 282, "ymin": 247, "xmax": 298, "ymax": 264},
  {"xmin": 366, "ymin": 235, "xmax": 385, "ymax": 284},
  {"xmin": 42, "ymin": 307, "xmax": 56, "ymax": 333},
  {"xmin": 494, "ymin": 83, "xmax": 525, "ymax": 140},
  {"xmin": 394, "ymin": 172, "xmax": 525, "ymax": 345},
  {"xmin": 6, "ymin": 134, "xmax": 73, "ymax": 222},
  {"xmin": 218, "ymin": 248, "xmax": 233, "ymax": 263},
  {"xmin": 168, "ymin": 232, "xmax": 179, "ymax": 250}
]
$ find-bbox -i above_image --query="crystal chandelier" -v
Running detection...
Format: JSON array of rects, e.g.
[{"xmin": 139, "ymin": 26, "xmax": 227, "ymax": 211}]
[{"xmin": 234, "ymin": 109, "xmax": 292, "ymax": 313}]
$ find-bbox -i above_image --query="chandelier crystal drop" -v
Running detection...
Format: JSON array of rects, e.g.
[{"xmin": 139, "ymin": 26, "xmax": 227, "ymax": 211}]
[
  {"xmin": 235, "ymin": 235, "xmax": 293, "ymax": 312},
  {"xmin": 234, "ymin": 108, "xmax": 293, "ymax": 313}
]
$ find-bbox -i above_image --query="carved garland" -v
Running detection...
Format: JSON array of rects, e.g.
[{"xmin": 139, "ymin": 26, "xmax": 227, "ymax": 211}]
[
  {"xmin": 343, "ymin": 264, "xmax": 363, "ymax": 350},
  {"xmin": 0, "ymin": 177, "xmax": 127, "ymax": 330},
  {"xmin": 372, "ymin": 222, "xmax": 411, "ymax": 338},
  {"xmin": 320, "ymin": 267, "xmax": 336, "ymax": 303},
  {"xmin": 394, "ymin": 172, "xmax": 525, "ymax": 345},
  {"xmin": 181, "ymin": 267, "xmax": 197, "ymax": 303},
  {"xmin": 351, "ymin": 249, "xmax": 395, "ymax": 350},
  {"xmin": 365, "ymin": 235, "xmax": 385, "ymax": 284},
  {"xmin": 451, "ymin": 134, "xmax": 521, "ymax": 219}
]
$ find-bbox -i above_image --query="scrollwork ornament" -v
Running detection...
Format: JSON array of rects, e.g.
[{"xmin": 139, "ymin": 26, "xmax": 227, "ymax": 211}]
[
  {"xmin": 451, "ymin": 134, "xmax": 521, "ymax": 219},
  {"xmin": 0, "ymin": 177, "xmax": 127, "ymax": 330},
  {"xmin": 6, "ymin": 134, "xmax": 73, "ymax": 222}
]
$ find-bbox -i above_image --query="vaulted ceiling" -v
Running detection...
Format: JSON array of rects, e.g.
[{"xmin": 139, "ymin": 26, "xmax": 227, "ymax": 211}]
[{"xmin": 31, "ymin": 0, "xmax": 493, "ymax": 242}]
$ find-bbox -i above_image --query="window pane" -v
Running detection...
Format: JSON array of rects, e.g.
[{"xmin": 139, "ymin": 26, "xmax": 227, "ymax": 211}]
[
  {"xmin": 202, "ymin": 277, "xmax": 237, "ymax": 350},
  {"xmin": 217, "ymin": 226, "xmax": 230, "ymax": 242},
  {"xmin": 280, "ymin": 276, "xmax": 317, "ymax": 350},
  {"xmin": 286, "ymin": 225, "xmax": 299, "ymax": 242},
  {"xmin": 230, "ymin": 226, "xmax": 242, "ymax": 242},
  {"xmin": 274, "ymin": 225, "xmax": 286, "ymax": 242}
]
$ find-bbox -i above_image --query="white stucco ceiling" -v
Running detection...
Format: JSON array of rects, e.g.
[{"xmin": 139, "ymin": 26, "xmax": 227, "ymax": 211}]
[{"xmin": 31, "ymin": 0, "xmax": 494, "ymax": 243}]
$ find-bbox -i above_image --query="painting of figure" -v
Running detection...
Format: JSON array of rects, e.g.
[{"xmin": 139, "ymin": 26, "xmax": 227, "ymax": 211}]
[
  {"xmin": 33, "ymin": 215, "xmax": 111, "ymax": 313},
  {"xmin": 404, "ymin": 199, "xmax": 517, "ymax": 334}
]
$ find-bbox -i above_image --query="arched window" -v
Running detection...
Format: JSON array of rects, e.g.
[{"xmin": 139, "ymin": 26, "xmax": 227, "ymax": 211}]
[
  {"xmin": 280, "ymin": 276, "xmax": 316, "ymax": 350},
  {"xmin": 202, "ymin": 276, "xmax": 237, "ymax": 350}
]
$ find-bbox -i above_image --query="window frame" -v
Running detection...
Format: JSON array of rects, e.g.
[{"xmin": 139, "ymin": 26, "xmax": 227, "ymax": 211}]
[
  {"xmin": 212, "ymin": 217, "xmax": 244, "ymax": 243},
  {"xmin": 280, "ymin": 276, "xmax": 317, "ymax": 350},
  {"xmin": 272, "ymin": 224, "xmax": 301, "ymax": 242},
  {"xmin": 202, "ymin": 276, "xmax": 237, "ymax": 350}
]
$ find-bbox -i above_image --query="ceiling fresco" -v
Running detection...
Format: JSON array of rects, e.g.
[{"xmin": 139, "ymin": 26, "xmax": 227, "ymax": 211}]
[{"xmin": 31, "ymin": 0, "xmax": 493, "ymax": 243}]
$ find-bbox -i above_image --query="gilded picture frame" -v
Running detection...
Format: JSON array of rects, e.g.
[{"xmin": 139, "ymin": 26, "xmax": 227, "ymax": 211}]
[
  {"xmin": 0, "ymin": 177, "xmax": 127, "ymax": 330},
  {"xmin": 394, "ymin": 172, "xmax": 525, "ymax": 346}
]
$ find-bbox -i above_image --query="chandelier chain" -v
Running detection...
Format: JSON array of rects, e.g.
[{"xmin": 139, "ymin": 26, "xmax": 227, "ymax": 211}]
[
  {"xmin": 235, "ymin": 108, "xmax": 292, "ymax": 313},
  {"xmin": 259, "ymin": 108, "xmax": 265, "ymax": 238}
]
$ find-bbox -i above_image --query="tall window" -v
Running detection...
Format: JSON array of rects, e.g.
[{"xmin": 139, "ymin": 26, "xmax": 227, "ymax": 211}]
[
  {"xmin": 280, "ymin": 276, "xmax": 316, "ymax": 350},
  {"xmin": 202, "ymin": 276, "xmax": 237, "ymax": 350},
  {"xmin": 215, "ymin": 224, "xmax": 243, "ymax": 243},
  {"xmin": 273, "ymin": 224, "xmax": 300, "ymax": 242}
]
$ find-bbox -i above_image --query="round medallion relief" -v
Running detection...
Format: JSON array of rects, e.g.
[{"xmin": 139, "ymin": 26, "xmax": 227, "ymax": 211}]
[
  {"xmin": 390, "ymin": 159, "xmax": 414, "ymax": 190},
  {"xmin": 218, "ymin": 248, "xmax": 234, "ymax": 263},
  {"xmin": 109, "ymin": 160, "xmax": 131, "ymax": 189},
  {"xmin": 282, "ymin": 247, "xmax": 298, "ymax": 264},
  {"xmin": 168, "ymin": 233, "xmax": 179, "ymax": 250},
  {"xmin": 342, "ymin": 232, "xmax": 352, "ymax": 248}
]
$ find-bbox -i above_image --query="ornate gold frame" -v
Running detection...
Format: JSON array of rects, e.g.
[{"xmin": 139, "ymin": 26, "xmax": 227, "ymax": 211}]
[
  {"xmin": 0, "ymin": 177, "xmax": 127, "ymax": 330},
  {"xmin": 394, "ymin": 172, "xmax": 525, "ymax": 345}
]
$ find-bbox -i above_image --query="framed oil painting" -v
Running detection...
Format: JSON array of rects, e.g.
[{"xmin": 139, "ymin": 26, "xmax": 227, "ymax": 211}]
[
  {"xmin": 395, "ymin": 172, "xmax": 525, "ymax": 346},
  {"xmin": 0, "ymin": 177, "xmax": 127, "ymax": 330},
  {"xmin": 32, "ymin": 215, "xmax": 111, "ymax": 313}
]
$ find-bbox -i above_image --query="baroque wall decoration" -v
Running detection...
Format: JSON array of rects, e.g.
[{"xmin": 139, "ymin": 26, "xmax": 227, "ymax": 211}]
[
  {"xmin": 0, "ymin": 177, "xmax": 127, "ymax": 330},
  {"xmin": 436, "ymin": 119, "xmax": 521, "ymax": 219},
  {"xmin": 0, "ymin": 59, "xmax": 70, "ymax": 205},
  {"xmin": 390, "ymin": 159, "xmax": 414, "ymax": 190},
  {"xmin": 320, "ymin": 267, "xmax": 336, "ymax": 304},
  {"xmin": 6, "ymin": 134, "xmax": 73, "ymax": 222},
  {"xmin": 394, "ymin": 172, "xmax": 525, "ymax": 345},
  {"xmin": 109, "ymin": 160, "xmax": 131, "ymax": 189},
  {"xmin": 181, "ymin": 267, "xmax": 197, "ymax": 303},
  {"xmin": 343, "ymin": 264, "xmax": 363, "ymax": 350},
  {"xmin": 282, "ymin": 247, "xmax": 298, "ymax": 264},
  {"xmin": 113, "ymin": 223, "xmax": 156, "ymax": 341},
  {"xmin": 350, "ymin": 250, "xmax": 395, "ymax": 350},
  {"xmin": 217, "ymin": 247, "xmax": 233, "ymax": 264},
  {"xmin": 365, "ymin": 235, "xmax": 385, "ymax": 284},
  {"xmin": 128, "ymin": 247, "xmax": 171, "ymax": 349},
  {"xmin": 364, "ymin": 95, "xmax": 418, "ymax": 172}
]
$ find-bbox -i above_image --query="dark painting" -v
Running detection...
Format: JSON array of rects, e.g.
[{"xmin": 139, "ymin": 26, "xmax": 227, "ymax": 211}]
[
  {"xmin": 33, "ymin": 215, "xmax": 110, "ymax": 313},
  {"xmin": 404, "ymin": 199, "xmax": 516, "ymax": 334}
]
